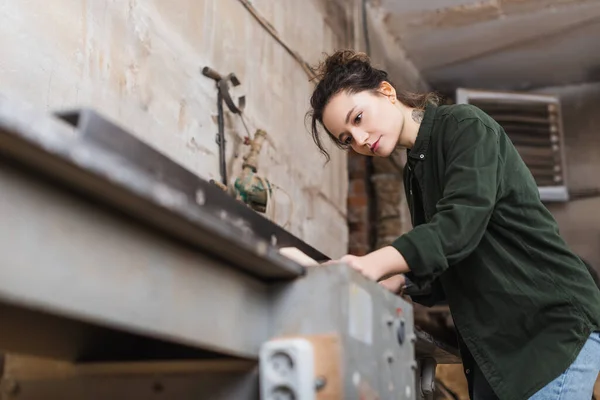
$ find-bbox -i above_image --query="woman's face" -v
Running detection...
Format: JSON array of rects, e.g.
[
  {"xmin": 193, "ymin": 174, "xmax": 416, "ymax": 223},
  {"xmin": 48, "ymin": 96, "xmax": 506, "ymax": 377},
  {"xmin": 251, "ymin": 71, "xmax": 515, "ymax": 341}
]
[{"xmin": 322, "ymin": 82, "xmax": 404, "ymax": 157}]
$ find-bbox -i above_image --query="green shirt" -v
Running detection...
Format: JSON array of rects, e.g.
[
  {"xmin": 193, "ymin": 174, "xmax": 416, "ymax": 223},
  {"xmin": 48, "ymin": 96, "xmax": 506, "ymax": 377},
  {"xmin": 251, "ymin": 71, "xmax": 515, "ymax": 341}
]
[{"xmin": 392, "ymin": 103, "xmax": 600, "ymax": 400}]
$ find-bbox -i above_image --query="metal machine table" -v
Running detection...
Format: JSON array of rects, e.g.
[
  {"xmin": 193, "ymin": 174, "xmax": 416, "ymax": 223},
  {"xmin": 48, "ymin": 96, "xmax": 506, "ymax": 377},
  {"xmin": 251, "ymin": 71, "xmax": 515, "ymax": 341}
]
[{"xmin": 0, "ymin": 98, "xmax": 459, "ymax": 399}]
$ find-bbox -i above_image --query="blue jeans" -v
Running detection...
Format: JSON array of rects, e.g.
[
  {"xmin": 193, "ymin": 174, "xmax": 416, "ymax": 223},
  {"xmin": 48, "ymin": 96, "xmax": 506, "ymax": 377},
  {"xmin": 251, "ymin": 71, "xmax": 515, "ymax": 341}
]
[
  {"xmin": 472, "ymin": 331, "xmax": 600, "ymax": 399},
  {"xmin": 529, "ymin": 331, "xmax": 600, "ymax": 400}
]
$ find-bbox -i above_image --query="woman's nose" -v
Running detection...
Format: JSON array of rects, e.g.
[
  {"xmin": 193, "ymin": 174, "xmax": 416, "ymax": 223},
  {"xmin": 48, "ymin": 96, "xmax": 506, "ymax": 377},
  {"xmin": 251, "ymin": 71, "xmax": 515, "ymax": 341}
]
[{"xmin": 352, "ymin": 129, "xmax": 369, "ymax": 146}]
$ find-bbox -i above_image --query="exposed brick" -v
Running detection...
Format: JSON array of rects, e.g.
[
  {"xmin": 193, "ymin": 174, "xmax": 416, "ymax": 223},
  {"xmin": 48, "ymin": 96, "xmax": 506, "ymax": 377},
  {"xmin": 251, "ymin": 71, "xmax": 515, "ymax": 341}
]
[
  {"xmin": 348, "ymin": 221, "xmax": 366, "ymax": 232},
  {"xmin": 348, "ymin": 229, "xmax": 369, "ymax": 249},
  {"xmin": 347, "ymin": 207, "xmax": 366, "ymax": 224},
  {"xmin": 348, "ymin": 153, "xmax": 367, "ymax": 179},
  {"xmin": 347, "ymin": 152, "xmax": 371, "ymax": 255},
  {"xmin": 371, "ymin": 175, "xmax": 402, "ymax": 219},
  {"xmin": 349, "ymin": 179, "xmax": 366, "ymax": 196},
  {"xmin": 348, "ymin": 195, "xmax": 367, "ymax": 207},
  {"xmin": 349, "ymin": 228, "xmax": 367, "ymax": 241},
  {"xmin": 372, "ymin": 149, "xmax": 406, "ymax": 174},
  {"xmin": 348, "ymin": 246, "xmax": 368, "ymax": 256}
]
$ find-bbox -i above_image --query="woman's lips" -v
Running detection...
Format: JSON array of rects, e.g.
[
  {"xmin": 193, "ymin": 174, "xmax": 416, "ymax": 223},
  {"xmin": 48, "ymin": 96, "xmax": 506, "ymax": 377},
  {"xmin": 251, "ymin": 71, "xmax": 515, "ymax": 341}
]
[{"xmin": 371, "ymin": 137, "xmax": 381, "ymax": 153}]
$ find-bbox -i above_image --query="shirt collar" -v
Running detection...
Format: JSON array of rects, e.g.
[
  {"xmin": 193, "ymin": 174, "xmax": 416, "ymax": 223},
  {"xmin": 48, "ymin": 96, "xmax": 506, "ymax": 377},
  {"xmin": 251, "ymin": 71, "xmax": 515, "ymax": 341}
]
[{"xmin": 407, "ymin": 102, "xmax": 437, "ymax": 161}]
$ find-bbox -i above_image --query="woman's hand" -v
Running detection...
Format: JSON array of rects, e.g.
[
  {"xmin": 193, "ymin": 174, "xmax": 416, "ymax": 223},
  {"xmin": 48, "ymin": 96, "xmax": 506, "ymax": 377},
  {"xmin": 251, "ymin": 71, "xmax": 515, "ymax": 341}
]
[
  {"xmin": 336, "ymin": 254, "xmax": 383, "ymax": 281},
  {"xmin": 325, "ymin": 254, "xmax": 407, "ymax": 294},
  {"xmin": 325, "ymin": 246, "xmax": 410, "ymax": 283}
]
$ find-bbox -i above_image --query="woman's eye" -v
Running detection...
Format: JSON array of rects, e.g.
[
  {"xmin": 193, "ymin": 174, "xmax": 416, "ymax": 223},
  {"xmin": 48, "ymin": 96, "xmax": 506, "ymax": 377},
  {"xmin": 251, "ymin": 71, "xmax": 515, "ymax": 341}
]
[
  {"xmin": 343, "ymin": 136, "xmax": 352, "ymax": 145},
  {"xmin": 354, "ymin": 113, "xmax": 362, "ymax": 124}
]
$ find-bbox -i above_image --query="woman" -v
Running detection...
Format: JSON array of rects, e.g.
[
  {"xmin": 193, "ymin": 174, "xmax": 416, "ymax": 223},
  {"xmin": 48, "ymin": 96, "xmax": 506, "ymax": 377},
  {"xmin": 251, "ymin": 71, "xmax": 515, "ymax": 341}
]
[{"xmin": 308, "ymin": 50, "xmax": 600, "ymax": 400}]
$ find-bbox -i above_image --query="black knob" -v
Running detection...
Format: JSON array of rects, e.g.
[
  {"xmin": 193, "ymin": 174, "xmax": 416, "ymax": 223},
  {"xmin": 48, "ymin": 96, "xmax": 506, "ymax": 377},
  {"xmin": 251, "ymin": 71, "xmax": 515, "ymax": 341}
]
[{"xmin": 397, "ymin": 318, "xmax": 406, "ymax": 345}]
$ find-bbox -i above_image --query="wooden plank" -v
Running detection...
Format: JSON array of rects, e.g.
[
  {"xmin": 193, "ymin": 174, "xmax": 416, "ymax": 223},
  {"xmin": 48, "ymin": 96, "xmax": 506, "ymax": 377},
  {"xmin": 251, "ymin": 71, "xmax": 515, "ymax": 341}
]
[
  {"xmin": 307, "ymin": 335, "xmax": 343, "ymax": 400},
  {"xmin": 0, "ymin": 355, "xmax": 258, "ymax": 400},
  {"xmin": 2, "ymin": 354, "xmax": 255, "ymax": 379}
]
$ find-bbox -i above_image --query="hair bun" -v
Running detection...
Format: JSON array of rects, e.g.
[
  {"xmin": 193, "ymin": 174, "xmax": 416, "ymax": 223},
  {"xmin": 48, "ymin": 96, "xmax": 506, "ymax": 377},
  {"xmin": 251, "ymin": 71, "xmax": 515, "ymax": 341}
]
[{"xmin": 314, "ymin": 50, "xmax": 371, "ymax": 80}]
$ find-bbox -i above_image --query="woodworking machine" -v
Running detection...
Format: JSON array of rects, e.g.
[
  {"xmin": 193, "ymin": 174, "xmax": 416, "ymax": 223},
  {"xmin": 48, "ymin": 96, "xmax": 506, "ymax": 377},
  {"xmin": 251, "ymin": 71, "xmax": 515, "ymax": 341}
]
[{"xmin": 0, "ymin": 97, "xmax": 460, "ymax": 399}]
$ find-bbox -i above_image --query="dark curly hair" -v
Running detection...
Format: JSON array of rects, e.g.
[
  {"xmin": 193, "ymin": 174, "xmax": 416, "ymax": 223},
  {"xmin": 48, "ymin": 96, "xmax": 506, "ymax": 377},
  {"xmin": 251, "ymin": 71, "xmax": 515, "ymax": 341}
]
[{"xmin": 307, "ymin": 50, "xmax": 439, "ymax": 161}]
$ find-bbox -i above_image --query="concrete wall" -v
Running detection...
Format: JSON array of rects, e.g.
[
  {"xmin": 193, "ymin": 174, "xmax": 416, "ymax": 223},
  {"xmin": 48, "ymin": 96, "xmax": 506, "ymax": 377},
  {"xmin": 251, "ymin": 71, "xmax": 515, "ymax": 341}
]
[
  {"xmin": 536, "ymin": 83, "xmax": 600, "ymax": 272},
  {"xmin": 0, "ymin": 0, "xmax": 353, "ymax": 257}
]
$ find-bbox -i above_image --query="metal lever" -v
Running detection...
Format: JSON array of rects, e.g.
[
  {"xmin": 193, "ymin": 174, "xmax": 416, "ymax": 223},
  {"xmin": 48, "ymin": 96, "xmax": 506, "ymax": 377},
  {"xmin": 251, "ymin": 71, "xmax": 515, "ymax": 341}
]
[
  {"xmin": 201, "ymin": 67, "xmax": 246, "ymax": 186},
  {"xmin": 419, "ymin": 358, "xmax": 437, "ymax": 400}
]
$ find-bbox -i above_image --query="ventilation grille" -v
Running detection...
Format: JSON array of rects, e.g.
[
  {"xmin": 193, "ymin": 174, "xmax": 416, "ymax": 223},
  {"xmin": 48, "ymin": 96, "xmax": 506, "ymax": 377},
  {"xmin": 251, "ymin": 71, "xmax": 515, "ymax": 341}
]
[{"xmin": 456, "ymin": 89, "xmax": 568, "ymax": 202}]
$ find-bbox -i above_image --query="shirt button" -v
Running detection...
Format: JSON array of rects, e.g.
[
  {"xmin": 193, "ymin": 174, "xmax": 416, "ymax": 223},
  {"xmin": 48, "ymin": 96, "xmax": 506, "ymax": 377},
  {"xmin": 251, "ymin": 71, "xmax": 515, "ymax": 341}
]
[
  {"xmin": 419, "ymin": 154, "xmax": 424, "ymax": 159},
  {"xmin": 465, "ymin": 369, "xmax": 471, "ymax": 374}
]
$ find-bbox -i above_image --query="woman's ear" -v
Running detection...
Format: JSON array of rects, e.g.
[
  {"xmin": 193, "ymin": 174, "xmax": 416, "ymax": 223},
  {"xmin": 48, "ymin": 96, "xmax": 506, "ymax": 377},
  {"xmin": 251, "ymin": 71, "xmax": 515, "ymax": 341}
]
[{"xmin": 379, "ymin": 81, "xmax": 397, "ymax": 103}]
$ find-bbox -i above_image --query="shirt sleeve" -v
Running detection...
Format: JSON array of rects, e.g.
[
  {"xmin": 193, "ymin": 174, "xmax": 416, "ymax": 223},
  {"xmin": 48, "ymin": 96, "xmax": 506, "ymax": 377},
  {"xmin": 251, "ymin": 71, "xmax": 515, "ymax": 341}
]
[{"xmin": 392, "ymin": 117, "xmax": 501, "ymax": 287}]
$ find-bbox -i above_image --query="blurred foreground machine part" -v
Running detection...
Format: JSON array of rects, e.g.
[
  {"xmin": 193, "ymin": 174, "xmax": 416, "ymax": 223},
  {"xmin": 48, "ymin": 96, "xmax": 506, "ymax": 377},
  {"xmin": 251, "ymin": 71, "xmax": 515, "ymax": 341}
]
[{"xmin": 0, "ymin": 97, "xmax": 459, "ymax": 400}]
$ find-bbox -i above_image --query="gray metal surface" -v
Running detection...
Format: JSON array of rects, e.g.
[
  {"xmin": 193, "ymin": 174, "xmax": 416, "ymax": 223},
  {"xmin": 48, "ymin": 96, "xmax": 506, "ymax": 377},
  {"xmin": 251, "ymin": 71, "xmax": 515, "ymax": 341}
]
[
  {"xmin": 0, "ymin": 160, "xmax": 269, "ymax": 360},
  {"xmin": 58, "ymin": 107, "xmax": 326, "ymax": 266},
  {"xmin": 0, "ymin": 98, "xmax": 460, "ymax": 399},
  {"xmin": 0, "ymin": 163, "xmax": 457, "ymax": 397},
  {"xmin": 0, "ymin": 143, "xmax": 459, "ymax": 366},
  {"xmin": 0, "ymin": 97, "xmax": 322, "ymax": 282},
  {"xmin": 269, "ymin": 265, "xmax": 417, "ymax": 400}
]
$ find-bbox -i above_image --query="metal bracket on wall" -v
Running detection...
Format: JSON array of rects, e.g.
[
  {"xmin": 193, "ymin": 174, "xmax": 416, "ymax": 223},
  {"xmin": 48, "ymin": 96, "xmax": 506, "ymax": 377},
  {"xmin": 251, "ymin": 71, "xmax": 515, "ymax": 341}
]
[{"xmin": 201, "ymin": 66, "xmax": 246, "ymax": 186}]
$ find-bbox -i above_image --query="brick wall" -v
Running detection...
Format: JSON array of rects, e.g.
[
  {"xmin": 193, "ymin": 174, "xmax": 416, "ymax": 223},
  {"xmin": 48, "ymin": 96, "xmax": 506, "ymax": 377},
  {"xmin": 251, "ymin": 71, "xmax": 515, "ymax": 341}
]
[
  {"xmin": 347, "ymin": 149, "xmax": 410, "ymax": 255},
  {"xmin": 372, "ymin": 153, "xmax": 409, "ymax": 248},
  {"xmin": 347, "ymin": 152, "xmax": 371, "ymax": 255}
]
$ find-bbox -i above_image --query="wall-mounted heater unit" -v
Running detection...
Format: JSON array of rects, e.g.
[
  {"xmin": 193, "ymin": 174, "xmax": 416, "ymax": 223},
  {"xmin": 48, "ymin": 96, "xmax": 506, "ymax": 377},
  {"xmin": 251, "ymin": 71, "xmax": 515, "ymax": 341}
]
[{"xmin": 456, "ymin": 88, "xmax": 569, "ymax": 202}]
